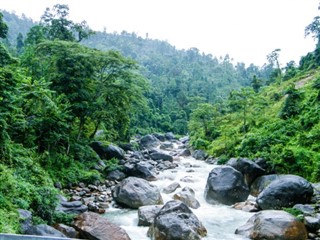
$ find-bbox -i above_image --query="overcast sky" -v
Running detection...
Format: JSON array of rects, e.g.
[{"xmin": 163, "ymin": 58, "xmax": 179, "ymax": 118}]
[{"xmin": 1, "ymin": 0, "xmax": 319, "ymax": 66}]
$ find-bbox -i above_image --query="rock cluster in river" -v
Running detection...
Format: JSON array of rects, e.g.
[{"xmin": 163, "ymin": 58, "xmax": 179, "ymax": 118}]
[{"xmin": 17, "ymin": 132, "xmax": 320, "ymax": 240}]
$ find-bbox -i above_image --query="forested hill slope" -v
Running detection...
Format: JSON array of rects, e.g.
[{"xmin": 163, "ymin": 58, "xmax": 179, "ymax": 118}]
[
  {"xmin": 2, "ymin": 11, "xmax": 273, "ymax": 134},
  {"xmin": 83, "ymin": 32, "xmax": 272, "ymax": 134},
  {"xmin": 188, "ymin": 66, "xmax": 320, "ymax": 182}
]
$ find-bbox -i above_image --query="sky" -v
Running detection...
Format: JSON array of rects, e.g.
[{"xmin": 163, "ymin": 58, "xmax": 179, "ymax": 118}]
[{"xmin": 1, "ymin": 0, "xmax": 319, "ymax": 66}]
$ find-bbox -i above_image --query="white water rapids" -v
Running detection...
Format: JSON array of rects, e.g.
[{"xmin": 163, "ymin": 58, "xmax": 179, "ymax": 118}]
[{"xmin": 104, "ymin": 143, "xmax": 253, "ymax": 240}]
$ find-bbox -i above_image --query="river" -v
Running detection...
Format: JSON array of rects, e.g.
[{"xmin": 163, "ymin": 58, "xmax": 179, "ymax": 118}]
[{"xmin": 104, "ymin": 142, "xmax": 253, "ymax": 240}]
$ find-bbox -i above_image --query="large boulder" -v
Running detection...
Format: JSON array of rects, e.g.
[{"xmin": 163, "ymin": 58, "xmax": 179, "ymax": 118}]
[
  {"xmin": 226, "ymin": 157, "xmax": 266, "ymax": 186},
  {"xmin": 18, "ymin": 209, "xmax": 32, "ymax": 234},
  {"xmin": 138, "ymin": 205, "xmax": 162, "ymax": 226},
  {"xmin": 256, "ymin": 175, "xmax": 314, "ymax": 210},
  {"xmin": 162, "ymin": 182, "xmax": 181, "ymax": 194},
  {"xmin": 173, "ymin": 187, "xmax": 200, "ymax": 209},
  {"xmin": 56, "ymin": 200, "xmax": 88, "ymax": 214},
  {"xmin": 25, "ymin": 224, "xmax": 67, "ymax": 238},
  {"xmin": 192, "ymin": 150, "xmax": 208, "ymax": 160},
  {"xmin": 235, "ymin": 210, "xmax": 307, "ymax": 240},
  {"xmin": 124, "ymin": 161, "xmax": 157, "ymax": 181},
  {"xmin": 90, "ymin": 142, "xmax": 125, "ymax": 160},
  {"xmin": 150, "ymin": 151, "xmax": 173, "ymax": 162},
  {"xmin": 250, "ymin": 174, "xmax": 281, "ymax": 197},
  {"xmin": 107, "ymin": 169, "xmax": 126, "ymax": 181},
  {"xmin": 204, "ymin": 166, "xmax": 250, "ymax": 205},
  {"xmin": 140, "ymin": 134, "xmax": 160, "ymax": 149},
  {"xmin": 148, "ymin": 200, "xmax": 207, "ymax": 240},
  {"xmin": 73, "ymin": 212, "xmax": 131, "ymax": 240},
  {"xmin": 112, "ymin": 177, "xmax": 163, "ymax": 208},
  {"xmin": 54, "ymin": 224, "xmax": 79, "ymax": 238}
]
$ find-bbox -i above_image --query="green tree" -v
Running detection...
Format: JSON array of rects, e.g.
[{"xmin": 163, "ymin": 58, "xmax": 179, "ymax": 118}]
[
  {"xmin": 16, "ymin": 33, "xmax": 24, "ymax": 54},
  {"xmin": 267, "ymin": 48, "xmax": 282, "ymax": 80},
  {"xmin": 40, "ymin": 4, "xmax": 94, "ymax": 42},
  {"xmin": 0, "ymin": 12, "xmax": 8, "ymax": 39}
]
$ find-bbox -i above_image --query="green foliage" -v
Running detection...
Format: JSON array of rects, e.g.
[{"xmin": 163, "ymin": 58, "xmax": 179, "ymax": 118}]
[
  {"xmin": 283, "ymin": 208, "xmax": 304, "ymax": 221},
  {"xmin": 105, "ymin": 158, "xmax": 124, "ymax": 173},
  {"xmin": 0, "ymin": 12, "xmax": 8, "ymax": 39},
  {"xmin": 52, "ymin": 212, "xmax": 75, "ymax": 225}
]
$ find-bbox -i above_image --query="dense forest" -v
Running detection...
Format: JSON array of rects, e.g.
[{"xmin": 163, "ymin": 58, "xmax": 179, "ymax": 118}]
[{"xmin": 0, "ymin": 3, "xmax": 319, "ymax": 233}]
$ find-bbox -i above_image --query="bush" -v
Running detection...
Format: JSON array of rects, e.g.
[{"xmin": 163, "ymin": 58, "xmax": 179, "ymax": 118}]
[{"xmin": 30, "ymin": 186, "xmax": 58, "ymax": 224}]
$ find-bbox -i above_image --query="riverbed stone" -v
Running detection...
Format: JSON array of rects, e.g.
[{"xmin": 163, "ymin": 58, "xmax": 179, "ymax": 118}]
[
  {"xmin": 73, "ymin": 212, "xmax": 131, "ymax": 240},
  {"xmin": 148, "ymin": 200, "xmax": 207, "ymax": 240},
  {"xmin": 162, "ymin": 182, "xmax": 181, "ymax": 194},
  {"xmin": 256, "ymin": 175, "xmax": 314, "ymax": 210},
  {"xmin": 204, "ymin": 166, "xmax": 250, "ymax": 205},
  {"xmin": 250, "ymin": 174, "xmax": 281, "ymax": 197},
  {"xmin": 138, "ymin": 205, "xmax": 162, "ymax": 226},
  {"xmin": 150, "ymin": 151, "xmax": 173, "ymax": 162},
  {"xmin": 112, "ymin": 177, "xmax": 163, "ymax": 208},
  {"xmin": 235, "ymin": 210, "xmax": 307, "ymax": 240},
  {"xmin": 173, "ymin": 187, "xmax": 200, "ymax": 209},
  {"xmin": 107, "ymin": 169, "xmax": 126, "ymax": 181},
  {"xmin": 192, "ymin": 150, "xmax": 208, "ymax": 160},
  {"xmin": 26, "ymin": 224, "xmax": 67, "ymax": 237},
  {"xmin": 226, "ymin": 157, "xmax": 265, "ymax": 186},
  {"xmin": 54, "ymin": 224, "xmax": 78, "ymax": 238},
  {"xmin": 140, "ymin": 134, "xmax": 160, "ymax": 149},
  {"xmin": 90, "ymin": 142, "xmax": 125, "ymax": 160}
]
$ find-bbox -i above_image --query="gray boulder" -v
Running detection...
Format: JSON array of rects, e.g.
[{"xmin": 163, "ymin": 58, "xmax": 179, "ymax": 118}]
[
  {"xmin": 148, "ymin": 200, "xmax": 207, "ymax": 240},
  {"xmin": 204, "ymin": 166, "xmax": 249, "ymax": 205},
  {"xmin": 173, "ymin": 187, "xmax": 200, "ymax": 209},
  {"xmin": 26, "ymin": 224, "xmax": 67, "ymax": 238},
  {"xmin": 192, "ymin": 150, "xmax": 208, "ymax": 160},
  {"xmin": 112, "ymin": 177, "xmax": 163, "ymax": 208},
  {"xmin": 73, "ymin": 212, "xmax": 131, "ymax": 240},
  {"xmin": 56, "ymin": 200, "xmax": 88, "ymax": 214},
  {"xmin": 140, "ymin": 134, "xmax": 160, "ymax": 149},
  {"xmin": 160, "ymin": 141, "xmax": 174, "ymax": 150},
  {"xmin": 138, "ymin": 205, "xmax": 162, "ymax": 226},
  {"xmin": 18, "ymin": 209, "xmax": 32, "ymax": 234},
  {"xmin": 153, "ymin": 133, "xmax": 166, "ymax": 142},
  {"xmin": 226, "ymin": 157, "xmax": 266, "ymax": 186},
  {"xmin": 124, "ymin": 161, "xmax": 157, "ymax": 181},
  {"xmin": 179, "ymin": 148, "xmax": 191, "ymax": 157},
  {"xmin": 107, "ymin": 169, "xmax": 126, "ymax": 181},
  {"xmin": 54, "ymin": 224, "xmax": 78, "ymax": 238},
  {"xmin": 256, "ymin": 175, "xmax": 313, "ymax": 210},
  {"xmin": 162, "ymin": 182, "xmax": 181, "ymax": 194},
  {"xmin": 250, "ymin": 174, "xmax": 281, "ymax": 197},
  {"xmin": 150, "ymin": 151, "xmax": 173, "ymax": 162},
  {"xmin": 90, "ymin": 142, "xmax": 125, "ymax": 160},
  {"xmin": 235, "ymin": 210, "xmax": 307, "ymax": 240},
  {"xmin": 165, "ymin": 132, "xmax": 176, "ymax": 140}
]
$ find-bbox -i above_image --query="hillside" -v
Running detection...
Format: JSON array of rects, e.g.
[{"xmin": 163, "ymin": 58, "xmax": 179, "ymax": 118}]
[
  {"xmin": 189, "ymin": 67, "xmax": 320, "ymax": 181},
  {"xmin": 2, "ymin": 10, "xmax": 273, "ymax": 134}
]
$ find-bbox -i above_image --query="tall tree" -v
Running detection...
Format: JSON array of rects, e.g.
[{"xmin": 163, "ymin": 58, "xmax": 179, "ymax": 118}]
[{"xmin": 0, "ymin": 12, "xmax": 8, "ymax": 39}]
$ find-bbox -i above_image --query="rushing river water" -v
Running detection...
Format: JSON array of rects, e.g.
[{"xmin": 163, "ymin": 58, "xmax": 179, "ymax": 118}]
[{"xmin": 104, "ymin": 143, "xmax": 253, "ymax": 240}]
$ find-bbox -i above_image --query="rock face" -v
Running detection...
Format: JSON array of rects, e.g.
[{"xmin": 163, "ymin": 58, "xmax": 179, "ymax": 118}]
[
  {"xmin": 138, "ymin": 205, "xmax": 162, "ymax": 226},
  {"xmin": 148, "ymin": 200, "xmax": 207, "ymax": 240},
  {"xmin": 26, "ymin": 224, "xmax": 67, "ymax": 238},
  {"xmin": 112, "ymin": 177, "xmax": 163, "ymax": 208},
  {"xmin": 73, "ymin": 212, "xmax": 131, "ymax": 240},
  {"xmin": 140, "ymin": 134, "xmax": 160, "ymax": 149},
  {"xmin": 235, "ymin": 210, "xmax": 307, "ymax": 240},
  {"xmin": 256, "ymin": 175, "xmax": 314, "ymax": 210},
  {"xmin": 90, "ymin": 141, "xmax": 125, "ymax": 160},
  {"xmin": 204, "ymin": 166, "xmax": 250, "ymax": 205},
  {"xmin": 226, "ymin": 157, "xmax": 265, "ymax": 186}
]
